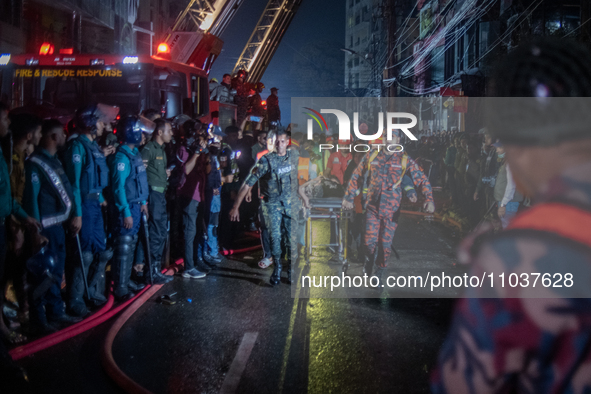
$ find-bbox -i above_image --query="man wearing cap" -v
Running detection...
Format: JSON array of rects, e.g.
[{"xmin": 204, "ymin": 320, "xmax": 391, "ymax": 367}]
[
  {"xmin": 140, "ymin": 118, "xmax": 174, "ymax": 284},
  {"xmin": 433, "ymin": 38, "xmax": 591, "ymax": 393},
  {"xmin": 267, "ymin": 88, "xmax": 281, "ymax": 124},
  {"xmin": 342, "ymin": 132, "xmax": 434, "ymax": 280}
]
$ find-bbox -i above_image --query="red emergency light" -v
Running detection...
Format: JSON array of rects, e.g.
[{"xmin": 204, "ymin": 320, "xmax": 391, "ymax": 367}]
[
  {"xmin": 261, "ymin": 100, "xmax": 266, "ymax": 106},
  {"xmin": 60, "ymin": 48, "xmax": 74, "ymax": 55},
  {"xmin": 157, "ymin": 43, "xmax": 170, "ymax": 54},
  {"xmin": 39, "ymin": 43, "xmax": 54, "ymax": 56}
]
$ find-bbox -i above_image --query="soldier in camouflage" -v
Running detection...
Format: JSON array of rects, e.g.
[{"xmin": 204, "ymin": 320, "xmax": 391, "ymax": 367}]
[{"xmin": 230, "ymin": 129, "xmax": 298, "ymax": 285}]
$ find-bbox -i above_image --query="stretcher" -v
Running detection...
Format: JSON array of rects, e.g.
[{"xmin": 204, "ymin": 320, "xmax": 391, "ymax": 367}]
[{"xmin": 304, "ymin": 197, "xmax": 353, "ymax": 274}]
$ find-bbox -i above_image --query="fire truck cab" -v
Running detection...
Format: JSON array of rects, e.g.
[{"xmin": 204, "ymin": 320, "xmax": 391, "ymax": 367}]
[{"xmin": 0, "ymin": 46, "xmax": 214, "ymax": 124}]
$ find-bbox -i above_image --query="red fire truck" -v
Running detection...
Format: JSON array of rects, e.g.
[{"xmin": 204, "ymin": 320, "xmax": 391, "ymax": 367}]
[{"xmin": 0, "ymin": 43, "xmax": 222, "ymax": 124}]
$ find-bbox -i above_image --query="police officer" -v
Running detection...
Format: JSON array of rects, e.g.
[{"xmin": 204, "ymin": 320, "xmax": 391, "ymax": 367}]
[
  {"xmin": 64, "ymin": 105, "xmax": 114, "ymax": 316},
  {"xmin": 230, "ymin": 129, "xmax": 297, "ymax": 285},
  {"xmin": 24, "ymin": 119, "xmax": 81, "ymax": 333},
  {"xmin": 141, "ymin": 118, "xmax": 174, "ymax": 284},
  {"xmin": 108, "ymin": 116, "xmax": 152, "ymax": 301},
  {"xmin": 433, "ymin": 37, "xmax": 591, "ymax": 394},
  {"xmin": 342, "ymin": 132, "xmax": 434, "ymax": 280},
  {"xmin": 0, "ymin": 104, "xmax": 40, "ymax": 331}
]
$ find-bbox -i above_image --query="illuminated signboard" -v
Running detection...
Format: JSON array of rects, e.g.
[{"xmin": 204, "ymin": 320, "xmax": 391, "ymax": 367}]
[{"xmin": 14, "ymin": 69, "xmax": 124, "ymax": 78}]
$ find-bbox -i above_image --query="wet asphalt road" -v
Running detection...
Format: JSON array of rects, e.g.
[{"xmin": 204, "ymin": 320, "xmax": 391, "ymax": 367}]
[{"xmin": 16, "ymin": 214, "xmax": 459, "ymax": 394}]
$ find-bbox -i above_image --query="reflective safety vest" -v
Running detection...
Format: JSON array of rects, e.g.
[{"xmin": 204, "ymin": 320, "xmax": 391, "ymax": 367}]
[
  {"xmin": 29, "ymin": 153, "xmax": 73, "ymax": 228},
  {"xmin": 298, "ymin": 157, "xmax": 310, "ymax": 186},
  {"xmin": 77, "ymin": 136, "xmax": 109, "ymax": 200},
  {"xmin": 507, "ymin": 202, "xmax": 591, "ymax": 249},
  {"xmin": 118, "ymin": 147, "xmax": 149, "ymax": 204}
]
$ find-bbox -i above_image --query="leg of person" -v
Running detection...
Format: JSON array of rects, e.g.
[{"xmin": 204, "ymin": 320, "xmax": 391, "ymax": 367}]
[
  {"xmin": 84, "ymin": 200, "xmax": 111, "ymax": 305},
  {"xmin": 112, "ymin": 203, "xmax": 142, "ymax": 300},
  {"xmin": 263, "ymin": 201, "xmax": 282, "ymax": 285},
  {"xmin": 205, "ymin": 212, "xmax": 222, "ymax": 266},
  {"xmin": 501, "ymin": 201, "xmax": 520, "ymax": 229},
  {"xmin": 181, "ymin": 198, "xmax": 205, "ymax": 278},
  {"xmin": 281, "ymin": 202, "xmax": 293, "ymax": 284},
  {"xmin": 133, "ymin": 234, "xmax": 145, "ymax": 283},
  {"xmin": 147, "ymin": 190, "xmax": 172, "ymax": 283},
  {"xmin": 257, "ymin": 203, "xmax": 273, "ymax": 268},
  {"xmin": 364, "ymin": 206, "xmax": 380, "ymax": 276},
  {"xmin": 43, "ymin": 225, "xmax": 81, "ymax": 326},
  {"xmin": 125, "ymin": 205, "xmax": 144, "ymax": 293},
  {"xmin": 67, "ymin": 200, "xmax": 100, "ymax": 316},
  {"xmin": 374, "ymin": 216, "xmax": 398, "ymax": 284},
  {"xmin": 193, "ymin": 206, "xmax": 211, "ymax": 274}
]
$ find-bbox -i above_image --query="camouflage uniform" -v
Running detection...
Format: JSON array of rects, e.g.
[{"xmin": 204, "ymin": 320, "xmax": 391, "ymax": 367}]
[
  {"xmin": 244, "ymin": 149, "xmax": 298, "ymax": 264},
  {"xmin": 432, "ymin": 161, "xmax": 591, "ymax": 393},
  {"xmin": 344, "ymin": 150, "xmax": 433, "ymax": 268}
]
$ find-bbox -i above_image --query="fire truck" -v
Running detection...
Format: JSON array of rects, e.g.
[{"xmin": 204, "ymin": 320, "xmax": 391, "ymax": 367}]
[
  {"xmin": 0, "ymin": 46, "xmax": 212, "ymax": 125},
  {"xmin": 0, "ymin": 0, "xmax": 301, "ymax": 128}
]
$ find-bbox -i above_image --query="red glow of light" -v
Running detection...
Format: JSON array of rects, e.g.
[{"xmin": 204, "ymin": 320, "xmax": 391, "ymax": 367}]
[
  {"xmin": 59, "ymin": 48, "xmax": 74, "ymax": 55},
  {"xmin": 39, "ymin": 43, "xmax": 54, "ymax": 55},
  {"xmin": 261, "ymin": 101, "xmax": 266, "ymax": 106},
  {"xmin": 157, "ymin": 43, "xmax": 170, "ymax": 54}
]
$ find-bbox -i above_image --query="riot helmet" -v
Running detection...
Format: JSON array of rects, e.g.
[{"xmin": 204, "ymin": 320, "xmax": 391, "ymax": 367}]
[{"xmin": 117, "ymin": 115, "xmax": 156, "ymax": 145}]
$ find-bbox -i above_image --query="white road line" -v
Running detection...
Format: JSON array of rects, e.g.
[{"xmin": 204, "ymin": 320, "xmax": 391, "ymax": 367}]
[{"xmin": 219, "ymin": 332, "xmax": 259, "ymax": 394}]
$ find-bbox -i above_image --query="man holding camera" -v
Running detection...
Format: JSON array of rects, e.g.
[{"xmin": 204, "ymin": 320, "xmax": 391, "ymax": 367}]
[{"xmin": 178, "ymin": 120, "xmax": 210, "ymax": 278}]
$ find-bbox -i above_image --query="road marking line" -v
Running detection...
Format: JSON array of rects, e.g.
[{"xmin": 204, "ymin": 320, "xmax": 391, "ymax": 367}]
[{"xmin": 219, "ymin": 332, "xmax": 259, "ymax": 394}]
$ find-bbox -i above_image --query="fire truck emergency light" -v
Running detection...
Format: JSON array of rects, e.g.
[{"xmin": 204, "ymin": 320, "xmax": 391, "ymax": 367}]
[
  {"xmin": 60, "ymin": 48, "xmax": 74, "ymax": 55},
  {"xmin": 123, "ymin": 56, "xmax": 139, "ymax": 64},
  {"xmin": 0, "ymin": 54, "xmax": 10, "ymax": 66},
  {"xmin": 157, "ymin": 43, "xmax": 170, "ymax": 54},
  {"xmin": 39, "ymin": 43, "xmax": 54, "ymax": 56}
]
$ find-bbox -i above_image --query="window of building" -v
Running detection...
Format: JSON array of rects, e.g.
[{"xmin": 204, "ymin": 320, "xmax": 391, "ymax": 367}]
[
  {"xmin": 354, "ymin": 58, "xmax": 360, "ymax": 66},
  {"xmin": 349, "ymin": 0, "xmax": 354, "ymax": 8},
  {"xmin": 0, "ymin": 0, "xmax": 22, "ymax": 27},
  {"xmin": 350, "ymin": 35, "xmax": 353, "ymax": 47},
  {"xmin": 355, "ymin": 73, "xmax": 360, "ymax": 89},
  {"xmin": 348, "ymin": 60, "xmax": 353, "ymax": 69},
  {"xmin": 430, "ymin": 46, "xmax": 445, "ymax": 86},
  {"xmin": 355, "ymin": 0, "xmax": 360, "ymax": 4},
  {"xmin": 355, "ymin": 13, "xmax": 360, "ymax": 25},
  {"xmin": 348, "ymin": 16, "xmax": 354, "ymax": 27},
  {"xmin": 356, "ymin": 36, "xmax": 360, "ymax": 46}
]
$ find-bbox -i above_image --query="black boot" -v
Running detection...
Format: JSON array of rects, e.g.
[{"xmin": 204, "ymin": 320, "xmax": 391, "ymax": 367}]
[
  {"xmin": 67, "ymin": 251, "xmax": 93, "ymax": 317},
  {"xmin": 88, "ymin": 248, "xmax": 112, "ymax": 306},
  {"xmin": 112, "ymin": 236, "xmax": 135, "ymax": 301},
  {"xmin": 270, "ymin": 258, "xmax": 282, "ymax": 286},
  {"xmin": 283, "ymin": 259, "xmax": 292, "ymax": 284}
]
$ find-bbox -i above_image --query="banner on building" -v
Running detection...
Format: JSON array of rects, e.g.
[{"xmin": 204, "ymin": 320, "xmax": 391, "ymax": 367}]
[{"xmin": 420, "ymin": 2, "xmax": 433, "ymax": 39}]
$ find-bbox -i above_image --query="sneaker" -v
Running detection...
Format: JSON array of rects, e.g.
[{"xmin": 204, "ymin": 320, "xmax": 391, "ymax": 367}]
[
  {"xmin": 195, "ymin": 259, "xmax": 212, "ymax": 274},
  {"xmin": 204, "ymin": 253, "xmax": 222, "ymax": 265},
  {"xmin": 182, "ymin": 268, "xmax": 206, "ymax": 279}
]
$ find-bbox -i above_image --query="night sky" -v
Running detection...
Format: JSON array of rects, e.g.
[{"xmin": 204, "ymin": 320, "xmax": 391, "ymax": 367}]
[{"xmin": 210, "ymin": 0, "xmax": 346, "ymax": 124}]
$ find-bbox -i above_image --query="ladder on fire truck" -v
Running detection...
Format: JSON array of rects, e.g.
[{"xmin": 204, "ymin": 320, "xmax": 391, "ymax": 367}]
[
  {"xmin": 232, "ymin": 0, "xmax": 303, "ymax": 83},
  {"xmin": 163, "ymin": 0, "xmax": 245, "ymax": 70}
]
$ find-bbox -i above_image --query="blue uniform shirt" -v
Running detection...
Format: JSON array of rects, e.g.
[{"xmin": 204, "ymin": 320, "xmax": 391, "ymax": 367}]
[
  {"xmin": 109, "ymin": 145, "xmax": 146, "ymax": 218},
  {"xmin": 64, "ymin": 134, "xmax": 105, "ymax": 217}
]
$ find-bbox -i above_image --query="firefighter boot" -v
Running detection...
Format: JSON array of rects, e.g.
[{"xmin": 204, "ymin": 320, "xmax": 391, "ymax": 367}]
[
  {"xmin": 88, "ymin": 248, "xmax": 113, "ymax": 306},
  {"xmin": 67, "ymin": 251, "xmax": 94, "ymax": 317},
  {"xmin": 270, "ymin": 258, "xmax": 282, "ymax": 286},
  {"xmin": 112, "ymin": 236, "xmax": 136, "ymax": 301}
]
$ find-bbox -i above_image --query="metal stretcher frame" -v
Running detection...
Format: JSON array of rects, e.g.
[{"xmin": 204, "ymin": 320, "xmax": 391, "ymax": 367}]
[{"xmin": 304, "ymin": 198, "xmax": 353, "ymax": 273}]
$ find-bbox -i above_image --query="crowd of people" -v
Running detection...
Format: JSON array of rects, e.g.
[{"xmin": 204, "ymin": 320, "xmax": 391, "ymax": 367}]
[{"xmin": 0, "ymin": 68, "xmax": 289, "ymax": 346}]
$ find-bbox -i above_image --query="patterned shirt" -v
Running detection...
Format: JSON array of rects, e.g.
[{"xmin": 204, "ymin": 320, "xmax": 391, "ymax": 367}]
[
  {"xmin": 344, "ymin": 150, "xmax": 433, "ymax": 219},
  {"xmin": 432, "ymin": 160, "xmax": 591, "ymax": 394}
]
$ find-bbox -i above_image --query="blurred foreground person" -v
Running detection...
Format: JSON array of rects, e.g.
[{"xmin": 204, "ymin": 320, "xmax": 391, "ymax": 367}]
[{"xmin": 433, "ymin": 38, "xmax": 591, "ymax": 393}]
